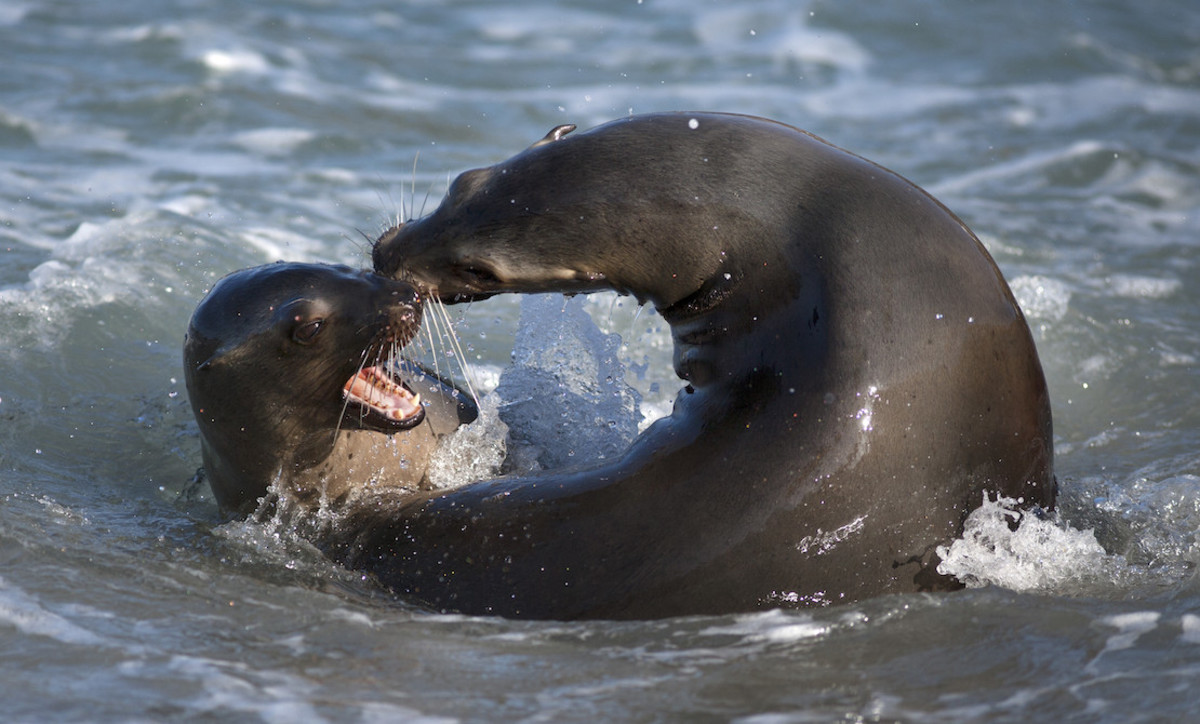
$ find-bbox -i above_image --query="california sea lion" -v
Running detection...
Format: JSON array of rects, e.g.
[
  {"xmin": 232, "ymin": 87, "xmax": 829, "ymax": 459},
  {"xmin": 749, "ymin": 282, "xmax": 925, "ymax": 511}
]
[
  {"xmin": 361, "ymin": 111, "xmax": 1055, "ymax": 619},
  {"xmin": 183, "ymin": 262, "xmax": 476, "ymax": 515}
]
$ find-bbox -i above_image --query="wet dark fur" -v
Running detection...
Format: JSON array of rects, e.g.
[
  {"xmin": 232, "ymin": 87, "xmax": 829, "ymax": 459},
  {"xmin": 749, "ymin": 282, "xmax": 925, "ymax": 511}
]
[{"xmin": 355, "ymin": 112, "xmax": 1054, "ymax": 619}]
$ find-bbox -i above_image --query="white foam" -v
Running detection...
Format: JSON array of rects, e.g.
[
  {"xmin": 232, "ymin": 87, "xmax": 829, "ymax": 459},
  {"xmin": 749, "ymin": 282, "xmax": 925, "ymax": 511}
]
[
  {"xmin": 768, "ymin": 23, "xmax": 871, "ymax": 73},
  {"xmin": 937, "ymin": 494, "xmax": 1124, "ymax": 594},
  {"xmin": 927, "ymin": 139, "xmax": 1108, "ymax": 196},
  {"xmin": 202, "ymin": 48, "xmax": 271, "ymax": 75},
  {"xmin": 1181, "ymin": 614, "xmax": 1200, "ymax": 644},
  {"xmin": 0, "ymin": 218, "xmax": 160, "ymax": 350},
  {"xmin": 426, "ymin": 393, "xmax": 508, "ymax": 490},
  {"xmin": 0, "ymin": 575, "xmax": 107, "ymax": 647},
  {"xmin": 1107, "ymin": 274, "xmax": 1181, "ymax": 299},
  {"xmin": 37, "ymin": 495, "xmax": 90, "ymax": 526},
  {"xmin": 357, "ymin": 702, "xmax": 458, "ymax": 724},
  {"xmin": 159, "ymin": 194, "xmax": 218, "ymax": 218},
  {"xmin": 468, "ymin": 5, "xmax": 601, "ymax": 51},
  {"xmin": 214, "ymin": 509, "xmax": 339, "ymax": 578},
  {"xmin": 1158, "ymin": 348, "xmax": 1197, "ymax": 366},
  {"xmin": 690, "ymin": 6, "xmax": 870, "ymax": 73},
  {"xmin": 1095, "ymin": 611, "xmax": 1161, "ymax": 652},
  {"xmin": 238, "ymin": 226, "xmax": 327, "ymax": 262},
  {"xmin": 1085, "ymin": 611, "xmax": 1163, "ymax": 676},
  {"xmin": 700, "ymin": 609, "xmax": 828, "ymax": 644},
  {"xmin": 1008, "ymin": 274, "xmax": 1071, "ymax": 323},
  {"xmin": 157, "ymin": 654, "xmax": 325, "ymax": 723},
  {"xmin": 232, "ymin": 128, "xmax": 317, "ymax": 157}
]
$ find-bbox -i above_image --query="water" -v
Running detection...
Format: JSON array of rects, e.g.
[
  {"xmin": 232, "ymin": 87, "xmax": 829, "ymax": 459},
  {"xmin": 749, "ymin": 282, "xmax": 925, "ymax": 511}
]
[{"xmin": 2, "ymin": 0, "xmax": 1199, "ymax": 720}]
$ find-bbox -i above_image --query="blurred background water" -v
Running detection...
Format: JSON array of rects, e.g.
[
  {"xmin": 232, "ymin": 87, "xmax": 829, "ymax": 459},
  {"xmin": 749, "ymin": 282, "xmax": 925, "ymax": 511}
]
[{"xmin": 2, "ymin": 0, "xmax": 1199, "ymax": 721}]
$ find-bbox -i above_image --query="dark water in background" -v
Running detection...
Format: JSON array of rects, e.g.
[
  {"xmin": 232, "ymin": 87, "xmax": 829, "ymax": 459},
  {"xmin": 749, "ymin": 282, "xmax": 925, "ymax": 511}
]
[{"xmin": 2, "ymin": 1, "xmax": 1200, "ymax": 721}]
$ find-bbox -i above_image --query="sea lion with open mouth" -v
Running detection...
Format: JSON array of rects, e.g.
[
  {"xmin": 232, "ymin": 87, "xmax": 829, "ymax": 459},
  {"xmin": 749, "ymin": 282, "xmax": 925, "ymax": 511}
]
[
  {"xmin": 360, "ymin": 112, "xmax": 1055, "ymax": 619},
  {"xmin": 183, "ymin": 262, "xmax": 476, "ymax": 516}
]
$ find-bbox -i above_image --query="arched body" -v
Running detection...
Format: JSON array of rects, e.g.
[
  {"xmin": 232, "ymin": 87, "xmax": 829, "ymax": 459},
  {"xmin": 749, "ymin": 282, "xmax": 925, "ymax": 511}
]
[{"xmin": 359, "ymin": 112, "xmax": 1054, "ymax": 618}]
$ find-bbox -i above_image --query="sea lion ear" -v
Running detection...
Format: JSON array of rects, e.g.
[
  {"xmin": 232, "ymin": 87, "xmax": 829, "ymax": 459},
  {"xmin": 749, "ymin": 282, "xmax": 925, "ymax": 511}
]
[
  {"xmin": 529, "ymin": 124, "xmax": 576, "ymax": 148},
  {"xmin": 192, "ymin": 345, "xmax": 232, "ymax": 373},
  {"xmin": 194, "ymin": 352, "xmax": 221, "ymax": 372}
]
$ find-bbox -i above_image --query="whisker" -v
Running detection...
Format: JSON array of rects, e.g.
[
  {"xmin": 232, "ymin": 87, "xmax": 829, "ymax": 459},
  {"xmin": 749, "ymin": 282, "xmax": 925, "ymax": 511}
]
[
  {"xmin": 409, "ymin": 151, "xmax": 421, "ymax": 223},
  {"xmin": 420, "ymin": 303, "xmax": 445, "ymax": 382},
  {"xmin": 335, "ymin": 348, "xmax": 374, "ymax": 441},
  {"xmin": 421, "ymin": 173, "xmax": 450, "ymax": 218},
  {"xmin": 367, "ymin": 174, "xmax": 407, "ymax": 238},
  {"xmin": 624, "ymin": 300, "xmax": 652, "ymax": 350},
  {"xmin": 342, "ymin": 229, "xmax": 372, "ymax": 260},
  {"xmin": 371, "ymin": 182, "xmax": 392, "ymax": 229},
  {"xmin": 632, "ymin": 302, "xmax": 646, "ymax": 326},
  {"xmin": 411, "ymin": 296, "xmax": 480, "ymax": 407},
  {"xmin": 432, "ymin": 297, "xmax": 480, "ymax": 405}
]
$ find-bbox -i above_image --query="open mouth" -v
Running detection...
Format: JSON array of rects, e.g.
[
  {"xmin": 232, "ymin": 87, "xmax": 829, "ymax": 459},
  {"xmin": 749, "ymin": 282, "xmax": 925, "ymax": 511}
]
[{"xmin": 343, "ymin": 363, "xmax": 426, "ymax": 430}]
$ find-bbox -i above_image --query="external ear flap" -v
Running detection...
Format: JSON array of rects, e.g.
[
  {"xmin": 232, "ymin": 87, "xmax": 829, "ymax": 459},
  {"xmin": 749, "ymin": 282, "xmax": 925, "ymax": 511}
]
[
  {"xmin": 195, "ymin": 350, "xmax": 224, "ymax": 372},
  {"xmin": 185, "ymin": 328, "xmax": 229, "ymax": 373},
  {"xmin": 529, "ymin": 124, "xmax": 576, "ymax": 148},
  {"xmin": 190, "ymin": 342, "xmax": 233, "ymax": 373}
]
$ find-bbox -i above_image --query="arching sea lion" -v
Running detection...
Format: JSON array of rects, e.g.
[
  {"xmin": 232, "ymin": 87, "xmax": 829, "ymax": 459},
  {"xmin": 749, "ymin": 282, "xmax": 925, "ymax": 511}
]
[
  {"xmin": 184, "ymin": 262, "xmax": 476, "ymax": 515},
  {"xmin": 362, "ymin": 112, "xmax": 1055, "ymax": 619}
]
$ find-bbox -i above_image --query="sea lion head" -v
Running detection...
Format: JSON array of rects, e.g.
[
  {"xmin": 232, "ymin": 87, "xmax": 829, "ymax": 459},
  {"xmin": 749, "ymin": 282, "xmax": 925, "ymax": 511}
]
[
  {"xmin": 184, "ymin": 262, "xmax": 426, "ymax": 512},
  {"xmin": 371, "ymin": 115, "xmax": 747, "ymax": 309}
]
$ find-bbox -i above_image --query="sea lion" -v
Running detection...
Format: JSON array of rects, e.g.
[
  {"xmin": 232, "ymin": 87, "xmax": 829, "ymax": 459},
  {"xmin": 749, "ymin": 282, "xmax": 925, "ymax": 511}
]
[
  {"xmin": 359, "ymin": 111, "xmax": 1055, "ymax": 619},
  {"xmin": 183, "ymin": 262, "xmax": 476, "ymax": 516}
]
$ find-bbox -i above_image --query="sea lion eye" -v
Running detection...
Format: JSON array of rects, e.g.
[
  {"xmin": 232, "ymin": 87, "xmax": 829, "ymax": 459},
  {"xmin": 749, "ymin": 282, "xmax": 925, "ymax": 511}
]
[
  {"xmin": 292, "ymin": 318, "xmax": 324, "ymax": 344},
  {"xmin": 461, "ymin": 265, "xmax": 501, "ymax": 285}
]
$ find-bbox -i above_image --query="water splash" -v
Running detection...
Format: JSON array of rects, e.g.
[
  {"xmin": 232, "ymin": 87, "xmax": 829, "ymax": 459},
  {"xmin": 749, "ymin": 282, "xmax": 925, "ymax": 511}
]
[
  {"xmin": 936, "ymin": 494, "xmax": 1155, "ymax": 596},
  {"xmin": 494, "ymin": 294, "xmax": 641, "ymax": 473},
  {"xmin": 426, "ymin": 393, "xmax": 508, "ymax": 490}
]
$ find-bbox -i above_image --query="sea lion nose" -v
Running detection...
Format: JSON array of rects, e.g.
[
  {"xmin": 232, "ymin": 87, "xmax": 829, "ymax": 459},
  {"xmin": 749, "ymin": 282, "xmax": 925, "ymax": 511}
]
[
  {"xmin": 381, "ymin": 284, "xmax": 423, "ymax": 329},
  {"xmin": 372, "ymin": 225, "xmax": 406, "ymax": 277},
  {"xmin": 364, "ymin": 270, "xmax": 421, "ymax": 307},
  {"xmin": 389, "ymin": 285, "xmax": 421, "ymax": 307}
]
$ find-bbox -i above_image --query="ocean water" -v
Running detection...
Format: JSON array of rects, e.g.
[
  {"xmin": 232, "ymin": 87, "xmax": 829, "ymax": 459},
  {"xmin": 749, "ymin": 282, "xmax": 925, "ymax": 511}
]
[{"xmin": 2, "ymin": 0, "xmax": 1199, "ymax": 721}]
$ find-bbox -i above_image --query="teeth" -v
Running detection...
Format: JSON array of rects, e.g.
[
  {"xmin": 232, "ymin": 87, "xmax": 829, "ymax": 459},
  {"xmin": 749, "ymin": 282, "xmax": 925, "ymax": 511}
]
[
  {"xmin": 344, "ymin": 365, "xmax": 422, "ymax": 422},
  {"xmin": 388, "ymin": 393, "xmax": 421, "ymax": 420}
]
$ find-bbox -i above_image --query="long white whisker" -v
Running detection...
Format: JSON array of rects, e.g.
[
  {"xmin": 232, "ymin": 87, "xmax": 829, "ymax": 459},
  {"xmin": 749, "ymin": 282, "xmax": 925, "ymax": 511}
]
[
  {"xmin": 422, "ymin": 305, "xmax": 444, "ymax": 381},
  {"xmin": 411, "ymin": 293, "xmax": 444, "ymax": 382},
  {"xmin": 371, "ymin": 182, "xmax": 392, "ymax": 231},
  {"xmin": 335, "ymin": 348, "xmax": 373, "ymax": 441},
  {"xmin": 434, "ymin": 298, "xmax": 480, "ymax": 405},
  {"xmin": 409, "ymin": 151, "xmax": 420, "ymax": 223}
]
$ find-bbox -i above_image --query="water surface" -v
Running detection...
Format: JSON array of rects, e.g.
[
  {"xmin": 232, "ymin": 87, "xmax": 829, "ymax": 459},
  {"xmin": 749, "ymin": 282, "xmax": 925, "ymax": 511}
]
[{"xmin": 2, "ymin": 1, "xmax": 1199, "ymax": 721}]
